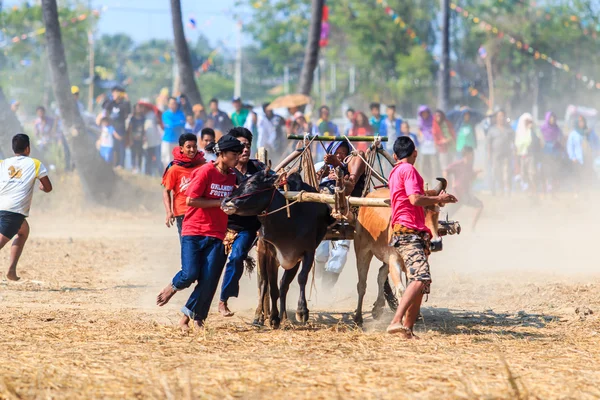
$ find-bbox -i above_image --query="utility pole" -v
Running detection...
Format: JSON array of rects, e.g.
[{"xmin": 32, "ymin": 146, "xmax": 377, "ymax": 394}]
[
  {"xmin": 314, "ymin": 65, "xmax": 320, "ymax": 96},
  {"xmin": 87, "ymin": 0, "xmax": 94, "ymax": 111},
  {"xmin": 484, "ymin": 54, "xmax": 494, "ymax": 111},
  {"xmin": 349, "ymin": 65, "xmax": 355, "ymax": 94},
  {"xmin": 234, "ymin": 20, "xmax": 242, "ymax": 99},
  {"xmin": 284, "ymin": 65, "xmax": 290, "ymax": 95},
  {"xmin": 438, "ymin": 0, "xmax": 451, "ymax": 111},
  {"xmin": 319, "ymin": 58, "xmax": 326, "ymax": 105},
  {"xmin": 330, "ymin": 62, "xmax": 336, "ymax": 92},
  {"xmin": 171, "ymin": 56, "xmax": 179, "ymax": 95}
]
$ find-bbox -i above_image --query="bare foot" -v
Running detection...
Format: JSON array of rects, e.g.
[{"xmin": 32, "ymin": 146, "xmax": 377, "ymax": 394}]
[
  {"xmin": 179, "ymin": 315, "xmax": 190, "ymax": 333},
  {"xmin": 156, "ymin": 284, "xmax": 177, "ymax": 306},
  {"xmin": 387, "ymin": 323, "xmax": 417, "ymax": 339},
  {"xmin": 218, "ymin": 301, "xmax": 234, "ymax": 317},
  {"xmin": 6, "ymin": 269, "xmax": 20, "ymax": 281}
]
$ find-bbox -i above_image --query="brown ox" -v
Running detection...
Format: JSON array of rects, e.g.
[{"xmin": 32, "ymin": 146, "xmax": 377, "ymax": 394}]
[{"xmin": 353, "ymin": 180, "xmax": 446, "ymax": 325}]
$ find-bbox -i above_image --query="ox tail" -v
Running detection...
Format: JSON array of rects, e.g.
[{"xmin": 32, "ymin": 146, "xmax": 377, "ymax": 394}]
[
  {"xmin": 244, "ymin": 236, "xmax": 260, "ymax": 276},
  {"xmin": 244, "ymin": 256, "xmax": 256, "ymax": 276},
  {"xmin": 308, "ymin": 259, "xmax": 318, "ymax": 301}
]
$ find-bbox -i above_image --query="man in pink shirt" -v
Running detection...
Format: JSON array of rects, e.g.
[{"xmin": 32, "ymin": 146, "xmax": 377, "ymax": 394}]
[{"xmin": 387, "ymin": 136, "xmax": 457, "ymax": 338}]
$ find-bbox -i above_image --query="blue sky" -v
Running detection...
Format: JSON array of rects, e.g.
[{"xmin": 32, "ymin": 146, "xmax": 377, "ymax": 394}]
[{"xmin": 6, "ymin": 0, "xmax": 248, "ymax": 49}]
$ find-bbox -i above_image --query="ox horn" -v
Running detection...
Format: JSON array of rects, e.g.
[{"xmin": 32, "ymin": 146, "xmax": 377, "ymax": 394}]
[{"xmin": 433, "ymin": 178, "xmax": 447, "ymax": 195}]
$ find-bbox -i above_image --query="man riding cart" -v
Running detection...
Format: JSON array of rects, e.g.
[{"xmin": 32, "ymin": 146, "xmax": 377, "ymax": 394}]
[
  {"xmin": 313, "ymin": 141, "xmax": 366, "ymax": 287},
  {"xmin": 279, "ymin": 134, "xmax": 461, "ymax": 290}
]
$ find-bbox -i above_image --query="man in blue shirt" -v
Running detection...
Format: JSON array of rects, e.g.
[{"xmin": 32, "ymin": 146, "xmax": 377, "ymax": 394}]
[
  {"xmin": 103, "ymin": 86, "xmax": 131, "ymax": 168},
  {"xmin": 369, "ymin": 102, "xmax": 387, "ymax": 137},
  {"xmin": 312, "ymin": 105, "xmax": 339, "ymax": 160},
  {"xmin": 161, "ymin": 97, "xmax": 186, "ymax": 167},
  {"xmin": 384, "ymin": 104, "xmax": 403, "ymax": 152},
  {"xmin": 207, "ymin": 98, "xmax": 233, "ymax": 134}
]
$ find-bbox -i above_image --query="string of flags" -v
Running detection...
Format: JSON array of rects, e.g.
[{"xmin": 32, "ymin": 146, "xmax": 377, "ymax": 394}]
[
  {"xmin": 372, "ymin": 0, "xmax": 489, "ymax": 105},
  {"xmin": 197, "ymin": 49, "xmax": 220, "ymax": 75},
  {"xmin": 375, "ymin": 0, "xmax": 426, "ymax": 47},
  {"xmin": 450, "ymin": 3, "xmax": 600, "ymax": 91},
  {"xmin": 0, "ymin": 9, "xmax": 102, "ymax": 49},
  {"xmin": 496, "ymin": 0, "xmax": 600, "ymax": 39},
  {"xmin": 320, "ymin": 4, "xmax": 330, "ymax": 48}
]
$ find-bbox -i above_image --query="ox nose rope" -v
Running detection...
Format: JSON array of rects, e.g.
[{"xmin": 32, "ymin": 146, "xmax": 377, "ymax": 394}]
[{"xmin": 259, "ymin": 190, "xmax": 307, "ymax": 217}]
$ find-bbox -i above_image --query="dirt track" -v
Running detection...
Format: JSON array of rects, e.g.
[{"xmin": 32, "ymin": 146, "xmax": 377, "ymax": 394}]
[{"xmin": 1, "ymin": 191, "xmax": 600, "ymax": 399}]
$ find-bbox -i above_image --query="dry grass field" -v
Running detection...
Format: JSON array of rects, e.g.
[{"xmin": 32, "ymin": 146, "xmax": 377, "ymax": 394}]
[{"xmin": 1, "ymin": 184, "xmax": 600, "ymax": 399}]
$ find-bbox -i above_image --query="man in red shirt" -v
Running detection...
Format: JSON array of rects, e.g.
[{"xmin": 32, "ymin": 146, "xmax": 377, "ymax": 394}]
[
  {"xmin": 156, "ymin": 134, "xmax": 244, "ymax": 330},
  {"xmin": 387, "ymin": 136, "xmax": 457, "ymax": 338},
  {"xmin": 162, "ymin": 133, "xmax": 206, "ymax": 237}
]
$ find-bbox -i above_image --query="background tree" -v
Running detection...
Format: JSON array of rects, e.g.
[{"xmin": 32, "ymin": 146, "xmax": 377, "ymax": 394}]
[
  {"xmin": 297, "ymin": 0, "xmax": 324, "ymax": 95},
  {"xmin": 0, "ymin": 2, "xmax": 94, "ymax": 114},
  {"xmin": 41, "ymin": 0, "xmax": 116, "ymax": 201},
  {"xmin": 170, "ymin": 0, "xmax": 203, "ymax": 105},
  {"xmin": 0, "ymin": 87, "xmax": 27, "ymax": 156}
]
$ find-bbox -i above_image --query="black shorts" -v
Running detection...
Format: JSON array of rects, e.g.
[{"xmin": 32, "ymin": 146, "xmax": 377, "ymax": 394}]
[
  {"xmin": 0, "ymin": 211, "xmax": 25, "ymax": 240},
  {"xmin": 460, "ymin": 193, "xmax": 483, "ymax": 208}
]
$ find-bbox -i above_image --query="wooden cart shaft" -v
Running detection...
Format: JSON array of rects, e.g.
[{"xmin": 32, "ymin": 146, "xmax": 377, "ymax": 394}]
[{"xmin": 282, "ymin": 191, "xmax": 390, "ymax": 207}]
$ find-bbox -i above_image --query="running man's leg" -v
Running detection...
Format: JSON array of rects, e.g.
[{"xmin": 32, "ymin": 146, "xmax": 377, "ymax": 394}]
[
  {"xmin": 387, "ymin": 235, "xmax": 431, "ymax": 338},
  {"xmin": 184, "ymin": 238, "xmax": 227, "ymax": 325},
  {"xmin": 220, "ymin": 230, "xmax": 257, "ymax": 315},
  {"xmin": 469, "ymin": 196, "xmax": 484, "ymax": 231},
  {"xmin": 7, "ymin": 220, "xmax": 29, "ymax": 281},
  {"xmin": 157, "ymin": 235, "xmax": 203, "ymax": 306}
]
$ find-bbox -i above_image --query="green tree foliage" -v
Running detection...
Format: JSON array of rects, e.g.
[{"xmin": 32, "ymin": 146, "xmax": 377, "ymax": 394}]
[
  {"xmin": 235, "ymin": 0, "xmax": 311, "ymax": 74},
  {"xmin": 0, "ymin": 1, "xmax": 93, "ymax": 113},
  {"xmin": 455, "ymin": 0, "xmax": 600, "ymax": 114},
  {"xmin": 241, "ymin": 0, "xmax": 600, "ymax": 116},
  {"xmin": 240, "ymin": 0, "xmax": 437, "ymax": 115}
]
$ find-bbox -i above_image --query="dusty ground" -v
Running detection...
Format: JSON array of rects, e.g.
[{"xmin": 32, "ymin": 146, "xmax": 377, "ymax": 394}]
[{"xmin": 1, "ymin": 187, "xmax": 600, "ymax": 399}]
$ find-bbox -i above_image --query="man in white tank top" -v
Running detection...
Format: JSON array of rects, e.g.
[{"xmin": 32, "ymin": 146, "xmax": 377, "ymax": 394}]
[{"xmin": 0, "ymin": 134, "xmax": 53, "ymax": 280}]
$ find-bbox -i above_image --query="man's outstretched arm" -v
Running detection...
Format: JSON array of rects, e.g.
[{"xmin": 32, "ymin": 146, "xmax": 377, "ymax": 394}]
[{"xmin": 39, "ymin": 176, "xmax": 52, "ymax": 193}]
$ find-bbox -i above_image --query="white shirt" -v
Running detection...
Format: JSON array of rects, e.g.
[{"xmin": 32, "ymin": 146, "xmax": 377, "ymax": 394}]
[
  {"xmin": 144, "ymin": 112, "xmax": 163, "ymax": 148},
  {"xmin": 200, "ymin": 149, "xmax": 217, "ymax": 162},
  {"xmin": 99, "ymin": 126, "xmax": 114, "ymax": 148},
  {"xmin": 256, "ymin": 113, "xmax": 276, "ymax": 149},
  {"xmin": 0, "ymin": 156, "xmax": 48, "ymax": 216}
]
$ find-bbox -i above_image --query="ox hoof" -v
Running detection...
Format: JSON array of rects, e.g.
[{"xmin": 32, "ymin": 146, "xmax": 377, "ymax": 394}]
[
  {"xmin": 295, "ymin": 309, "xmax": 310, "ymax": 324},
  {"xmin": 372, "ymin": 306, "xmax": 384, "ymax": 320},
  {"xmin": 353, "ymin": 314, "xmax": 364, "ymax": 326},
  {"xmin": 252, "ymin": 318, "xmax": 265, "ymax": 327},
  {"xmin": 270, "ymin": 317, "xmax": 281, "ymax": 329}
]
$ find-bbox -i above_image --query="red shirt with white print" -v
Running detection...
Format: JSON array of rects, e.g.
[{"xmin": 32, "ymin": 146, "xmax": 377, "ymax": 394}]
[{"xmin": 182, "ymin": 162, "xmax": 236, "ymax": 240}]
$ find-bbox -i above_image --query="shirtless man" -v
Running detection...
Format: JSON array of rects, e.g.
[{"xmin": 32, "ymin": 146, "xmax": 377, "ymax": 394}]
[{"xmin": 314, "ymin": 141, "xmax": 366, "ymax": 287}]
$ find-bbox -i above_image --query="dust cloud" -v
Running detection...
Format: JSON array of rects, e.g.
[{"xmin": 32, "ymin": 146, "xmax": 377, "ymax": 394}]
[{"xmin": 19, "ymin": 172, "xmax": 600, "ymax": 325}]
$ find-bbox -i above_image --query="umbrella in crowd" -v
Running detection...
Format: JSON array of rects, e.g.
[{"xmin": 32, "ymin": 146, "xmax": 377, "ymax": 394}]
[{"xmin": 266, "ymin": 93, "xmax": 311, "ymax": 110}]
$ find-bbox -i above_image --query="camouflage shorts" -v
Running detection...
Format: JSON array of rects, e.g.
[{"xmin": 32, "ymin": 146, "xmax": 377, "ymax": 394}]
[{"xmin": 393, "ymin": 234, "xmax": 432, "ymax": 294}]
